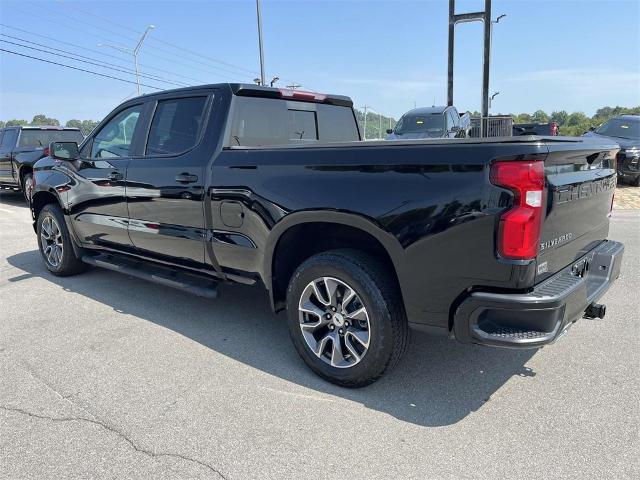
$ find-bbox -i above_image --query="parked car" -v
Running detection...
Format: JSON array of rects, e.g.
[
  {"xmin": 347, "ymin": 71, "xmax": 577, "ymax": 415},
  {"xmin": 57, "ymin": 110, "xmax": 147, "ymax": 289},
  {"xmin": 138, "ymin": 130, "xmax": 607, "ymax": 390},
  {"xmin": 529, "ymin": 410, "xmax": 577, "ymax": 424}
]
[
  {"xmin": 32, "ymin": 84, "xmax": 624, "ymax": 387},
  {"xmin": 512, "ymin": 122, "xmax": 558, "ymax": 136},
  {"xmin": 385, "ymin": 106, "xmax": 470, "ymax": 139},
  {"xmin": 0, "ymin": 125, "xmax": 84, "ymax": 201},
  {"xmin": 583, "ymin": 115, "xmax": 640, "ymax": 186}
]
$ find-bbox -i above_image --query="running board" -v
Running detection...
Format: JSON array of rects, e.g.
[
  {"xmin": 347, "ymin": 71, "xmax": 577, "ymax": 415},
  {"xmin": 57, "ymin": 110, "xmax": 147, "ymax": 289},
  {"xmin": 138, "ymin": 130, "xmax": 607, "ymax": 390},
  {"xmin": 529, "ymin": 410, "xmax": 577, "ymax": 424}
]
[{"xmin": 81, "ymin": 253, "xmax": 218, "ymax": 298}]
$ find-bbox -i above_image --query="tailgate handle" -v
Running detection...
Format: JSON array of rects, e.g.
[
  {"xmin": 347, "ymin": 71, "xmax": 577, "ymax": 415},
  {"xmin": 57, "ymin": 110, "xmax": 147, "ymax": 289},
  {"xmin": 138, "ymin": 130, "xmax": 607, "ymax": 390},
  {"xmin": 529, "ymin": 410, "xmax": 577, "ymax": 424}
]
[{"xmin": 175, "ymin": 173, "xmax": 198, "ymax": 184}]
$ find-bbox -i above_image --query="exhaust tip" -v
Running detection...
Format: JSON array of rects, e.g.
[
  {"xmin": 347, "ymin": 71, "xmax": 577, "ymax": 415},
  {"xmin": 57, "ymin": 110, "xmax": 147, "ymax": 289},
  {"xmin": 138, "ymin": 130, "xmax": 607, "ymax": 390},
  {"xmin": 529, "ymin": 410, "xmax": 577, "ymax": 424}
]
[{"xmin": 584, "ymin": 303, "xmax": 606, "ymax": 319}]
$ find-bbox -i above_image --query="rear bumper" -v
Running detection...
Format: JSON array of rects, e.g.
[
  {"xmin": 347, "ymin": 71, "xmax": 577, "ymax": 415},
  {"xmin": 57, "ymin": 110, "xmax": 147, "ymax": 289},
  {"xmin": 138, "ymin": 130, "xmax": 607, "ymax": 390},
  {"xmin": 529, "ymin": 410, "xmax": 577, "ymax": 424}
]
[{"xmin": 453, "ymin": 240, "xmax": 624, "ymax": 348}]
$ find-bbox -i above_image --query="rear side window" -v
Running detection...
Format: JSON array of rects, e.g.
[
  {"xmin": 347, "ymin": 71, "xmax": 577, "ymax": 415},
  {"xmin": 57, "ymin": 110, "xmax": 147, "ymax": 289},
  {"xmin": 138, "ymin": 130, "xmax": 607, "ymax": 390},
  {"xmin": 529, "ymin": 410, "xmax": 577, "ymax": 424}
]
[
  {"xmin": 146, "ymin": 96, "xmax": 207, "ymax": 155},
  {"xmin": 18, "ymin": 130, "xmax": 84, "ymax": 148},
  {"xmin": 230, "ymin": 97, "xmax": 359, "ymax": 146}
]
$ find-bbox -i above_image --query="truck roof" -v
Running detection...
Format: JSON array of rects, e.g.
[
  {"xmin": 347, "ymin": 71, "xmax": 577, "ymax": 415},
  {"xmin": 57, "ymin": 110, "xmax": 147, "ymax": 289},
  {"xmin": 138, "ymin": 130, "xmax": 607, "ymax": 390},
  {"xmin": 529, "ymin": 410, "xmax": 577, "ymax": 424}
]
[
  {"xmin": 402, "ymin": 106, "xmax": 451, "ymax": 116},
  {"xmin": 128, "ymin": 83, "xmax": 354, "ymax": 107}
]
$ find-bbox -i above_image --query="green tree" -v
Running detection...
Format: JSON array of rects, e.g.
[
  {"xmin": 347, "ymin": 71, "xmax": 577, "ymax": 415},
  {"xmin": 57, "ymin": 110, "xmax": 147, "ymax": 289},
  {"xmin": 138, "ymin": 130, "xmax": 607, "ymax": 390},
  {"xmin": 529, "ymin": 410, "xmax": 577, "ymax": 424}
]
[
  {"xmin": 65, "ymin": 119, "xmax": 99, "ymax": 136},
  {"xmin": 531, "ymin": 110, "xmax": 549, "ymax": 123},
  {"xmin": 550, "ymin": 110, "xmax": 569, "ymax": 126},
  {"xmin": 5, "ymin": 119, "xmax": 29, "ymax": 126},
  {"xmin": 0, "ymin": 120, "xmax": 4, "ymax": 128},
  {"xmin": 31, "ymin": 114, "xmax": 60, "ymax": 126}
]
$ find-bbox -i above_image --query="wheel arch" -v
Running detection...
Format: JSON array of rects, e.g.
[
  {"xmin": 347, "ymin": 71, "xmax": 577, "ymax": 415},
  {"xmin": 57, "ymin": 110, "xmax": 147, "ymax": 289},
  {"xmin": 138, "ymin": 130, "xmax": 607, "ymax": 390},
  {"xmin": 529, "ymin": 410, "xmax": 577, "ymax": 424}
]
[{"xmin": 265, "ymin": 211, "xmax": 405, "ymax": 312}]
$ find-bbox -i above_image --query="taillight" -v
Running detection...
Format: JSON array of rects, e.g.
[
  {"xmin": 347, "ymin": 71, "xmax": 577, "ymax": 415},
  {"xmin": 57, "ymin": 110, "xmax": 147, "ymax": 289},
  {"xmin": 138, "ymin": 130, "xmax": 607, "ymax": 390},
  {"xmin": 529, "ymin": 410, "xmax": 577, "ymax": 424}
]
[
  {"xmin": 43, "ymin": 147, "xmax": 50, "ymax": 157},
  {"xmin": 550, "ymin": 122, "xmax": 558, "ymax": 136},
  {"xmin": 490, "ymin": 160, "xmax": 545, "ymax": 260}
]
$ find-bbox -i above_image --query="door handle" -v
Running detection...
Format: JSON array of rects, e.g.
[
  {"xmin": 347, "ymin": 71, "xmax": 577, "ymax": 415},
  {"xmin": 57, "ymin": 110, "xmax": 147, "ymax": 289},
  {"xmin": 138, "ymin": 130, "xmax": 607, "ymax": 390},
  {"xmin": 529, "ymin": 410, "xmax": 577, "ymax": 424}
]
[
  {"xmin": 175, "ymin": 173, "xmax": 198, "ymax": 184},
  {"xmin": 108, "ymin": 171, "xmax": 123, "ymax": 181}
]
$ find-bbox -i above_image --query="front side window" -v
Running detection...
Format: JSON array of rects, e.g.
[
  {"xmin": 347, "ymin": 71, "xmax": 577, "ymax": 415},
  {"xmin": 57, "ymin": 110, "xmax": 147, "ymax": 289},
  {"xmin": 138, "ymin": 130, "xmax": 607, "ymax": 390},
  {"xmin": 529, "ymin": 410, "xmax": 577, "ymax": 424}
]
[
  {"xmin": 1, "ymin": 129, "xmax": 17, "ymax": 149},
  {"xmin": 90, "ymin": 105, "xmax": 143, "ymax": 158},
  {"xmin": 146, "ymin": 96, "xmax": 207, "ymax": 155}
]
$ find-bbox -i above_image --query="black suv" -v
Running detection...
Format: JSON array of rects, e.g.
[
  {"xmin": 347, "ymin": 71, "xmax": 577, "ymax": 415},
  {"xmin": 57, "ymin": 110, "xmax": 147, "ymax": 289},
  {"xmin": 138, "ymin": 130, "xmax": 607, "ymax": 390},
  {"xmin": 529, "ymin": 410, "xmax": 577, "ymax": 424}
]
[{"xmin": 583, "ymin": 115, "xmax": 640, "ymax": 186}]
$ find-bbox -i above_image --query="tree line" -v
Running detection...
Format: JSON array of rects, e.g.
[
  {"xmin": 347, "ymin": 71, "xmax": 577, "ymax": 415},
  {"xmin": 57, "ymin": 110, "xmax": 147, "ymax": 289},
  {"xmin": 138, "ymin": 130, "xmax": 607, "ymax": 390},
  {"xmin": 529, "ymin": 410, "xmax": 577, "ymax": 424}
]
[
  {"xmin": 479, "ymin": 106, "xmax": 640, "ymax": 136},
  {"xmin": 0, "ymin": 115, "xmax": 99, "ymax": 136}
]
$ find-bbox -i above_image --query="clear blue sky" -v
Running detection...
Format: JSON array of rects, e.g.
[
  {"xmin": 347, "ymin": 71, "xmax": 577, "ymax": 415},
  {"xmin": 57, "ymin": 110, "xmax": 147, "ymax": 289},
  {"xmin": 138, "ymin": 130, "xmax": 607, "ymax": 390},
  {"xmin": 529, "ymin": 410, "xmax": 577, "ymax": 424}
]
[{"xmin": 1, "ymin": 0, "xmax": 638, "ymax": 123}]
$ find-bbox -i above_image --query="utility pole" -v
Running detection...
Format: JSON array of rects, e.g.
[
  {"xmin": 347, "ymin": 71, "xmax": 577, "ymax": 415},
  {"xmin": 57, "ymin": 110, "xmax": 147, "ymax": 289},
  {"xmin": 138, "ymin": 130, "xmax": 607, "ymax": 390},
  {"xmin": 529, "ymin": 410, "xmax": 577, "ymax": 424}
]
[
  {"xmin": 256, "ymin": 0, "xmax": 266, "ymax": 87},
  {"xmin": 361, "ymin": 105, "xmax": 370, "ymax": 140},
  {"xmin": 98, "ymin": 24, "xmax": 155, "ymax": 96},
  {"xmin": 378, "ymin": 113, "xmax": 382, "ymax": 139},
  {"xmin": 286, "ymin": 83, "xmax": 301, "ymax": 90}
]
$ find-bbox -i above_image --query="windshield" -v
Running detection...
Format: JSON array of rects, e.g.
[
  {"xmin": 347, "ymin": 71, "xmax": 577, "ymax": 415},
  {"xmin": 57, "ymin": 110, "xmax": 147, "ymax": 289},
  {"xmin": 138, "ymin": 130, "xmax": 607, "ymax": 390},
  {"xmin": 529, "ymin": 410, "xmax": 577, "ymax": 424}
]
[
  {"xmin": 595, "ymin": 118, "xmax": 640, "ymax": 140},
  {"xmin": 394, "ymin": 114, "xmax": 444, "ymax": 135},
  {"xmin": 18, "ymin": 129, "xmax": 84, "ymax": 148}
]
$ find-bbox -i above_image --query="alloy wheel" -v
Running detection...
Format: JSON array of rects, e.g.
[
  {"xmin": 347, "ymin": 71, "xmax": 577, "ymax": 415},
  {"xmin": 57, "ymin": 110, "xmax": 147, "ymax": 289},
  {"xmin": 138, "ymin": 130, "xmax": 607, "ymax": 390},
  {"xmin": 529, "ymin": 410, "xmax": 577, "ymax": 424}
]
[
  {"xmin": 298, "ymin": 276, "xmax": 371, "ymax": 368},
  {"xmin": 40, "ymin": 216, "xmax": 64, "ymax": 267}
]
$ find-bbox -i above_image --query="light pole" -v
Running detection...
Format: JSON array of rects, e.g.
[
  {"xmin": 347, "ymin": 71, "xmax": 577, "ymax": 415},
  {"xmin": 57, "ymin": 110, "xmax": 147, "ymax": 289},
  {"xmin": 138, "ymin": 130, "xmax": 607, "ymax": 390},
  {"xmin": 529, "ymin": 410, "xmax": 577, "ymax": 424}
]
[
  {"xmin": 489, "ymin": 91, "xmax": 500, "ymax": 111},
  {"xmin": 361, "ymin": 105, "xmax": 370, "ymax": 140},
  {"xmin": 98, "ymin": 24, "xmax": 155, "ymax": 95},
  {"xmin": 270, "ymin": 76, "xmax": 279, "ymax": 87},
  {"xmin": 256, "ymin": 0, "xmax": 266, "ymax": 87},
  {"xmin": 378, "ymin": 113, "xmax": 382, "ymax": 139}
]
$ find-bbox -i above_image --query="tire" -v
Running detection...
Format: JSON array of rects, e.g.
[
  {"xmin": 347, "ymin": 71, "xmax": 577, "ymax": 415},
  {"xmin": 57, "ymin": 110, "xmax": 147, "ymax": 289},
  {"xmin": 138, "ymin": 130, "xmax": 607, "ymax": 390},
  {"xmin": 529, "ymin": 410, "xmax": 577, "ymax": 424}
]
[
  {"xmin": 632, "ymin": 175, "xmax": 640, "ymax": 187},
  {"xmin": 36, "ymin": 203, "xmax": 87, "ymax": 276},
  {"xmin": 286, "ymin": 249, "xmax": 408, "ymax": 388},
  {"xmin": 22, "ymin": 172, "xmax": 34, "ymax": 204}
]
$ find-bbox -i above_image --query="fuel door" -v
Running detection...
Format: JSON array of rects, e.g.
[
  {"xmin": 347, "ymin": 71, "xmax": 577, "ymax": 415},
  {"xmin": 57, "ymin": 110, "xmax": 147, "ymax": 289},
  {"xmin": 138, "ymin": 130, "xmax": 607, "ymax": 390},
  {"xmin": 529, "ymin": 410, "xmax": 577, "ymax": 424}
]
[{"xmin": 220, "ymin": 200, "xmax": 244, "ymax": 228}]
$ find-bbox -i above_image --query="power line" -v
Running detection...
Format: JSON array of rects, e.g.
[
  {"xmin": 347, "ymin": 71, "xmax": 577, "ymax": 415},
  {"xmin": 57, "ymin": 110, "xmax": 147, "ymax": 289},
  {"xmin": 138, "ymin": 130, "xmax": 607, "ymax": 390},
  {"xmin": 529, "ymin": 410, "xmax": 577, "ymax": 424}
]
[
  {"xmin": 55, "ymin": 0, "xmax": 264, "ymax": 77},
  {"xmin": 0, "ymin": 48, "xmax": 164, "ymax": 90},
  {"xmin": 0, "ymin": 36, "xmax": 188, "ymax": 87},
  {"xmin": 52, "ymin": 0, "xmax": 306, "ymax": 89},
  {"xmin": 15, "ymin": 2, "xmax": 252, "ymax": 82},
  {"xmin": 0, "ymin": 24, "xmax": 210, "ymax": 85}
]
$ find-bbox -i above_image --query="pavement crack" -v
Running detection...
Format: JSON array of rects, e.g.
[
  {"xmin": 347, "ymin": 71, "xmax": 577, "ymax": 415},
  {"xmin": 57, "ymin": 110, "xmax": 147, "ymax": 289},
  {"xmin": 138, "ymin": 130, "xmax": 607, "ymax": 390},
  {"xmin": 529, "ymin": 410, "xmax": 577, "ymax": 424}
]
[{"xmin": 0, "ymin": 404, "xmax": 227, "ymax": 480}]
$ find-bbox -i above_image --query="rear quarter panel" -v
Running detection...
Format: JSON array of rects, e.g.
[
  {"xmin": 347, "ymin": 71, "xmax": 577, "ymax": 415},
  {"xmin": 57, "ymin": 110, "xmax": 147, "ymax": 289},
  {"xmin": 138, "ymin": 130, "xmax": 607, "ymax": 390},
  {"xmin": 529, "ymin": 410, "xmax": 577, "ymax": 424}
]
[{"xmin": 210, "ymin": 140, "xmax": 549, "ymax": 328}]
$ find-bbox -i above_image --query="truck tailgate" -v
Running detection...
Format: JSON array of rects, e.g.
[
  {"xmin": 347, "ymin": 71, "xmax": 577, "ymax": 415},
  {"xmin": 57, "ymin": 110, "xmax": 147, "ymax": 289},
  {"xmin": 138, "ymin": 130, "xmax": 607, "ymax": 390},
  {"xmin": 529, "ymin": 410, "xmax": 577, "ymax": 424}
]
[{"xmin": 537, "ymin": 139, "xmax": 618, "ymax": 280}]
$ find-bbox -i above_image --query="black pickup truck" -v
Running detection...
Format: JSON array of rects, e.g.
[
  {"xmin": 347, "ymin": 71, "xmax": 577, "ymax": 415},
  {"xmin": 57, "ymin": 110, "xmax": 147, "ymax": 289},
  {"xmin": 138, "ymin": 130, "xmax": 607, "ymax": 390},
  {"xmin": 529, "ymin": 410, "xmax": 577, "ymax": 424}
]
[
  {"xmin": 31, "ymin": 84, "xmax": 624, "ymax": 387},
  {"xmin": 0, "ymin": 125, "xmax": 84, "ymax": 201}
]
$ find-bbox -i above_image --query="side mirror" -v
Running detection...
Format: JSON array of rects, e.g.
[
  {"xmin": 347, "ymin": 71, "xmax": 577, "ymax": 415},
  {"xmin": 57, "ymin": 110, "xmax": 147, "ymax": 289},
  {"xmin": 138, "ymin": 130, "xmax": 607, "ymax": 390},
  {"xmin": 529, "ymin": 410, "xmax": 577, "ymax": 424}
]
[
  {"xmin": 589, "ymin": 126, "xmax": 596, "ymax": 132},
  {"xmin": 385, "ymin": 129, "xmax": 393, "ymax": 134},
  {"xmin": 50, "ymin": 141, "xmax": 79, "ymax": 161}
]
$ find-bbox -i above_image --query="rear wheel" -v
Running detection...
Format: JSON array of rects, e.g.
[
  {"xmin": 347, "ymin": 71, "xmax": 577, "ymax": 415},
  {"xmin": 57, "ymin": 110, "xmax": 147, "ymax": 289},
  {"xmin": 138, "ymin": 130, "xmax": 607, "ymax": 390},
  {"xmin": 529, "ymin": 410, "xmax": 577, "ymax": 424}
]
[
  {"xmin": 36, "ymin": 203, "xmax": 87, "ymax": 276},
  {"xmin": 286, "ymin": 249, "xmax": 408, "ymax": 388}
]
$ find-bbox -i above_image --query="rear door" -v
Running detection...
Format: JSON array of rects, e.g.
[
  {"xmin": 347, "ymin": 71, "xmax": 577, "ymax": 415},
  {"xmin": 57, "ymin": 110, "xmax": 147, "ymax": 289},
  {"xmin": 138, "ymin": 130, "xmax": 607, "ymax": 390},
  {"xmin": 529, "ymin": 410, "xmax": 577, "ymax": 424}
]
[
  {"xmin": 537, "ymin": 139, "xmax": 618, "ymax": 280},
  {"xmin": 125, "ymin": 91, "xmax": 213, "ymax": 269}
]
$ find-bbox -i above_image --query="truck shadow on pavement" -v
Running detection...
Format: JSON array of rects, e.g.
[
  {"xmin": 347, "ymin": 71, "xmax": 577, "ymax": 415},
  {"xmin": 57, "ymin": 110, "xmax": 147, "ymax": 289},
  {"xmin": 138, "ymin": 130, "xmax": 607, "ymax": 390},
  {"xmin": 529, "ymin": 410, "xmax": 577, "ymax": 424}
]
[{"xmin": 8, "ymin": 249, "xmax": 537, "ymax": 428}]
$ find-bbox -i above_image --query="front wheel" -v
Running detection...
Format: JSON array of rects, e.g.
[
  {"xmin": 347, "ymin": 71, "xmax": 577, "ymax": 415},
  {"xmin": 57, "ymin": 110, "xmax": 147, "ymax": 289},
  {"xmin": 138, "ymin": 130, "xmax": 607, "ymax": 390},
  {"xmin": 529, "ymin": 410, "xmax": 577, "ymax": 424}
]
[
  {"xmin": 36, "ymin": 203, "xmax": 87, "ymax": 276},
  {"xmin": 22, "ymin": 173, "xmax": 34, "ymax": 204},
  {"xmin": 286, "ymin": 249, "xmax": 408, "ymax": 388}
]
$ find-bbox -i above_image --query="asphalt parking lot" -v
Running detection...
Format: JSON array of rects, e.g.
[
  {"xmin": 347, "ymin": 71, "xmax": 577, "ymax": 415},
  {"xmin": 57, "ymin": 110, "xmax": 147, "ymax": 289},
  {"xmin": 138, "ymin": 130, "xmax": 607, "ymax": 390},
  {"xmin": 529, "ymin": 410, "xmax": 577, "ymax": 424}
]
[{"xmin": 1, "ymin": 192, "xmax": 638, "ymax": 480}]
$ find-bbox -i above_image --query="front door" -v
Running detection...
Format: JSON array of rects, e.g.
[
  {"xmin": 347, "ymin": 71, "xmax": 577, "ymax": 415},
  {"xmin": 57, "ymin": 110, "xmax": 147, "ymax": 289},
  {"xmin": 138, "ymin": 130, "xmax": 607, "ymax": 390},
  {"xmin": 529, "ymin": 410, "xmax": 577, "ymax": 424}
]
[
  {"xmin": 0, "ymin": 128, "xmax": 18, "ymax": 183},
  {"xmin": 125, "ymin": 94, "xmax": 211, "ymax": 269},
  {"xmin": 69, "ymin": 103, "xmax": 146, "ymax": 251}
]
